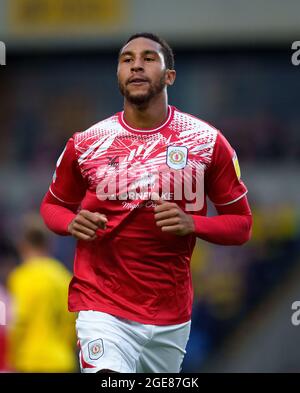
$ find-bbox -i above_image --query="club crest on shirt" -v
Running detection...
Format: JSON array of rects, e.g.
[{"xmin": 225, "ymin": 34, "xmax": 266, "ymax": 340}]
[
  {"xmin": 88, "ymin": 338, "xmax": 104, "ymax": 360},
  {"xmin": 166, "ymin": 146, "xmax": 188, "ymax": 170}
]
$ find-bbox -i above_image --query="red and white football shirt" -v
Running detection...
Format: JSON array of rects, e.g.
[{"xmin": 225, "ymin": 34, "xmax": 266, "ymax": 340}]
[{"xmin": 49, "ymin": 106, "xmax": 247, "ymax": 325}]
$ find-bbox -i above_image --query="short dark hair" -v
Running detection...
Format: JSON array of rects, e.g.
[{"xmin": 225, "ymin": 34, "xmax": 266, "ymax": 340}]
[
  {"xmin": 22, "ymin": 212, "xmax": 50, "ymax": 249},
  {"xmin": 122, "ymin": 32, "xmax": 175, "ymax": 70}
]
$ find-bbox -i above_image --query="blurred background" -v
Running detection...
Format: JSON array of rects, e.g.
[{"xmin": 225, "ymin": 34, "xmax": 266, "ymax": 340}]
[{"xmin": 0, "ymin": 0, "xmax": 300, "ymax": 373}]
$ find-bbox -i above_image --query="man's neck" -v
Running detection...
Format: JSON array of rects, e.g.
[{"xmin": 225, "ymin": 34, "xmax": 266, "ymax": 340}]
[
  {"xmin": 123, "ymin": 96, "xmax": 169, "ymax": 130},
  {"xmin": 21, "ymin": 249, "xmax": 48, "ymax": 262}
]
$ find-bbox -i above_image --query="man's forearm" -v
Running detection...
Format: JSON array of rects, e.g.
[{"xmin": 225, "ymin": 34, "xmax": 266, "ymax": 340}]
[
  {"xmin": 192, "ymin": 213, "xmax": 252, "ymax": 245},
  {"xmin": 40, "ymin": 191, "xmax": 77, "ymax": 235}
]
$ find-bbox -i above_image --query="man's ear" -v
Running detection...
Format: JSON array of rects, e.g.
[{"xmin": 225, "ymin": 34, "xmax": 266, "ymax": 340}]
[{"xmin": 165, "ymin": 69, "xmax": 176, "ymax": 86}]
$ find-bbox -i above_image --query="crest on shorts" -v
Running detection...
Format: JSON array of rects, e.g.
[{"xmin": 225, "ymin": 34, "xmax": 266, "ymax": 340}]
[
  {"xmin": 166, "ymin": 146, "xmax": 188, "ymax": 170},
  {"xmin": 88, "ymin": 338, "xmax": 104, "ymax": 360}
]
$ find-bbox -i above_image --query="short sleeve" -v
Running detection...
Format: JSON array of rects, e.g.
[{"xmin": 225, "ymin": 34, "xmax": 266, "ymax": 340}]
[
  {"xmin": 205, "ymin": 132, "xmax": 248, "ymax": 206},
  {"xmin": 49, "ymin": 137, "xmax": 87, "ymax": 204}
]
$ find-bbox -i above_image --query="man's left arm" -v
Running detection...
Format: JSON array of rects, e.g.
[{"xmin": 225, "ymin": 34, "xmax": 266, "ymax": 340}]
[
  {"xmin": 154, "ymin": 131, "xmax": 252, "ymax": 245},
  {"xmin": 191, "ymin": 195, "xmax": 252, "ymax": 245},
  {"xmin": 153, "ymin": 195, "xmax": 252, "ymax": 245}
]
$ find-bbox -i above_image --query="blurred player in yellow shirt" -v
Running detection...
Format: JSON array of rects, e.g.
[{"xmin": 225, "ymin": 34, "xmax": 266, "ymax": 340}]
[{"xmin": 7, "ymin": 213, "xmax": 77, "ymax": 372}]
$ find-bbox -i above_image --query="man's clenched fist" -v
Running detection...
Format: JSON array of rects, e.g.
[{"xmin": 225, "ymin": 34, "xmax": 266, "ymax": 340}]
[
  {"xmin": 152, "ymin": 194, "xmax": 195, "ymax": 236},
  {"xmin": 68, "ymin": 210, "xmax": 107, "ymax": 241}
]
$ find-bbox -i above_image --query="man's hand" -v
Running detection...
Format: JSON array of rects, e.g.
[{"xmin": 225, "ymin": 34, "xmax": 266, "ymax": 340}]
[
  {"xmin": 152, "ymin": 194, "xmax": 195, "ymax": 236},
  {"xmin": 68, "ymin": 210, "xmax": 107, "ymax": 241}
]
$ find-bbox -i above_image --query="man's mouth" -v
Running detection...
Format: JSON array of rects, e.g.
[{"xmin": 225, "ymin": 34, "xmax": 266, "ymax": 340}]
[{"xmin": 127, "ymin": 77, "xmax": 149, "ymax": 85}]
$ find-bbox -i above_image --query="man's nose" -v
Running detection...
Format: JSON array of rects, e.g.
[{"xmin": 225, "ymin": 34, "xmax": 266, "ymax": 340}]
[{"xmin": 131, "ymin": 58, "xmax": 144, "ymax": 72}]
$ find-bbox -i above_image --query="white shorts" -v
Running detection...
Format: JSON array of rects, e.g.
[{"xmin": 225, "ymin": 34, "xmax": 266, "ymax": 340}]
[{"xmin": 76, "ymin": 310, "xmax": 191, "ymax": 373}]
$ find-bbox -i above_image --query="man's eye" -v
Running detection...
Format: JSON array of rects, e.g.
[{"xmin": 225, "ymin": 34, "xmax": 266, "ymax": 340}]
[
  {"xmin": 123, "ymin": 58, "xmax": 132, "ymax": 63},
  {"xmin": 145, "ymin": 57, "xmax": 155, "ymax": 61}
]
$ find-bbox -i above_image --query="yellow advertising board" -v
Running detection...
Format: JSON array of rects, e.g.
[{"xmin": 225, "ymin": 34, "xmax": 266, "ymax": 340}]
[{"xmin": 9, "ymin": 0, "xmax": 126, "ymax": 35}]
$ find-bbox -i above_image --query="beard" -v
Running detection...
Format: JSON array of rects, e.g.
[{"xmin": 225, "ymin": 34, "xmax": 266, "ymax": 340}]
[{"xmin": 118, "ymin": 74, "xmax": 166, "ymax": 106}]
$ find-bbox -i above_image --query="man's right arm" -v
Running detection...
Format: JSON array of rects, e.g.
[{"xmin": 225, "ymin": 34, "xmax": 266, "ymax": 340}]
[
  {"xmin": 40, "ymin": 192, "xmax": 107, "ymax": 240},
  {"xmin": 40, "ymin": 190, "xmax": 80, "ymax": 236},
  {"xmin": 40, "ymin": 136, "xmax": 107, "ymax": 240}
]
